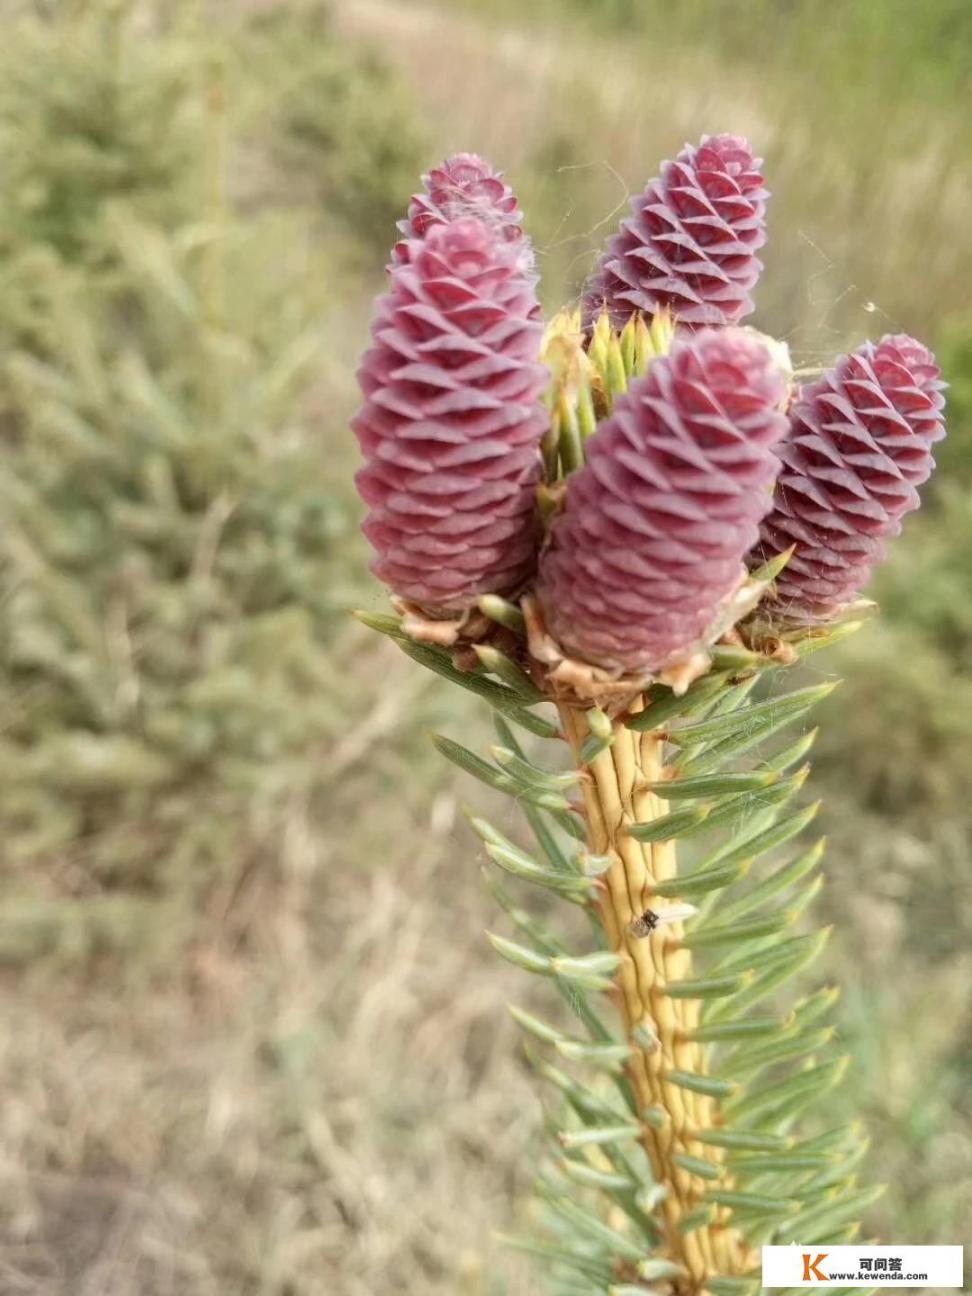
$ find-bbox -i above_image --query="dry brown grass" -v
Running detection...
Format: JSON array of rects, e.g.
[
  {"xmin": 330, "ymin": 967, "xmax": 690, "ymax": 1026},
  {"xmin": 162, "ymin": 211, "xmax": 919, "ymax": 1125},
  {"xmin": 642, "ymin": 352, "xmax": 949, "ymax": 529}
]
[
  {"xmin": 0, "ymin": 663, "xmax": 542, "ymax": 1295},
  {"xmin": 334, "ymin": 0, "xmax": 972, "ymax": 347}
]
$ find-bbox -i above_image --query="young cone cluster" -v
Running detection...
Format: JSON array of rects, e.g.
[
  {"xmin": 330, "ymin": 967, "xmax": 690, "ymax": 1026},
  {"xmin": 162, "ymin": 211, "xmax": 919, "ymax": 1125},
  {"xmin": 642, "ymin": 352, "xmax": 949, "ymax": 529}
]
[
  {"xmin": 391, "ymin": 151, "xmax": 527, "ymax": 267},
  {"xmin": 583, "ymin": 134, "xmax": 768, "ymax": 334},
  {"xmin": 351, "ymin": 139, "xmax": 946, "ymax": 1296},
  {"xmin": 353, "ymin": 217, "xmax": 548, "ymax": 614},
  {"xmin": 537, "ymin": 329, "xmax": 788, "ymax": 672},
  {"xmin": 754, "ymin": 334, "xmax": 947, "ymax": 620}
]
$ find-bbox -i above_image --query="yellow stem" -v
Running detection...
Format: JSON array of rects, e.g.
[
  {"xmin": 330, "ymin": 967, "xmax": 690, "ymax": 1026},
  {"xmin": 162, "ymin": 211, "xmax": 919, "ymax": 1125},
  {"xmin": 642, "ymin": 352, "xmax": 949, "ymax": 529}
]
[{"xmin": 559, "ymin": 699, "xmax": 753, "ymax": 1294}]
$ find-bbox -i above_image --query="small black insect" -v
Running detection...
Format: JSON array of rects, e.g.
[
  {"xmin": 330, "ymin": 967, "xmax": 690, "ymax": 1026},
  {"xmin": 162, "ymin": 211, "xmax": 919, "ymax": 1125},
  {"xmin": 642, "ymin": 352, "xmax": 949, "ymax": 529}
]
[
  {"xmin": 628, "ymin": 908, "xmax": 661, "ymax": 938},
  {"xmin": 628, "ymin": 902, "xmax": 697, "ymax": 938}
]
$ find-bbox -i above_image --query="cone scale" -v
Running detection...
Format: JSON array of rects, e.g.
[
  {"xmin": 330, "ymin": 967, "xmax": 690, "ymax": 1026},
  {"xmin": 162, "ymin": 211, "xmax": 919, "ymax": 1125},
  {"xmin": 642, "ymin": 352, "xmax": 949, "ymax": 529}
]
[
  {"xmin": 583, "ymin": 134, "xmax": 768, "ymax": 334},
  {"xmin": 754, "ymin": 334, "xmax": 946, "ymax": 621},
  {"xmin": 537, "ymin": 327, "xmax": 788, "ymax": 674},
  {"xmin": 353, "ymin": 217, "xmax": 548, "ymax": 616}
]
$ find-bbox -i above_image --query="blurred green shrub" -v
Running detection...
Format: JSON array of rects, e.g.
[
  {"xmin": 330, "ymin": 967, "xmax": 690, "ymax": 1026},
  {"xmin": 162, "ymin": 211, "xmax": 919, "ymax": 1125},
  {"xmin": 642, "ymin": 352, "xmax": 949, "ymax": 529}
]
[
  {"xmin": 936, "ymin": 318, "xmax": 972, "ymax": 483},
  {"xmin": 0, "ymin": 4, "xmax": 196, "ymax": 266},
  {"xmin": 458, "ymin": 0, "xmax": 972, "ymax": 105},
  {"xmin": 0, "ymin": 0, "xmax": 421, "ymax": 963},
  {"xmin": 873, "ymin": 485, "xmax": 972, "ymax": 658},
  {"xmin": 239, "ymin": 5, "xmax": 426, "ymax": 256}
]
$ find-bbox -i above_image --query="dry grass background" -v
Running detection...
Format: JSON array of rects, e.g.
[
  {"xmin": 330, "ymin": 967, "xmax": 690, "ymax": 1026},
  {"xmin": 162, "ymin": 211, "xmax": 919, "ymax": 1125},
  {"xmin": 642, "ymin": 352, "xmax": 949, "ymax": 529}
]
[{"xmin": 0, "ymin": 1, "xmax": 970, "ymax": 1293}]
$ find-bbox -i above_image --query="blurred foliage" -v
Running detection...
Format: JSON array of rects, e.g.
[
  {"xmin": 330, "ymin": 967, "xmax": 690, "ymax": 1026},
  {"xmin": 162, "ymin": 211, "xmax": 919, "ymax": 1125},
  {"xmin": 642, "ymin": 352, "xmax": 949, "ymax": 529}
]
[
  {"xmin": 661, "ymin": 0, "xmax": 972, "ymax": 105},
  {"xmin": 874, "ymin": 484, "xmax": 972, "ymax": 658},
  {"xmin": 0, "ymin": 4, "xmax": 196, "ymax": 266},
  {"xmin": 238, "ymin": 4, "xmax": 426, "ymax": 256},
  {"xmin": 448, "ymin": 0, "xmax": 970, "ymax": 346},
  {"xmin": 936, "ymin": 318, "xmax": 972, "ymax": 482},
  {"xmin": 0, "ymin": 0, "xmax": 968, "ymax": 1287},
  {"xmin": 0, "ymin": 0, "xmax": 422, "ymax": 961},
  {"xmin": 459, "ymin": 0, "xmax": 972, "ymax": 106}
]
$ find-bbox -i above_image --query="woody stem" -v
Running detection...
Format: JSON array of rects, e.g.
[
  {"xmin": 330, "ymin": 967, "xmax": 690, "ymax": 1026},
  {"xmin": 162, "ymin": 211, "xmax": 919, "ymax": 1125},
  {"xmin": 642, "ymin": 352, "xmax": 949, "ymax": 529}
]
[{"xmin": 559, "ymin": 700, "xmax": 752, "ymax": 1293}]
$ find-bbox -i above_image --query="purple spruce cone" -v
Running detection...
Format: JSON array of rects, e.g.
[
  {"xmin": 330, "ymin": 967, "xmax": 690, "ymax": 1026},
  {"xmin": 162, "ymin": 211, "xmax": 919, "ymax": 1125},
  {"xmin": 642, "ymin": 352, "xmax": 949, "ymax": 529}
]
[
  {"xmin": 583, "ymin": 134, "xmax": 768, "ymax": 333},
  {"xmin": 754, "ymin": 334, "xmax": 946, "ymax": 620},
  {"xmin": 537, "ymin": 329, "xmax": 788, "ymax": 672},
  {"xmin": 391, "ymin": 153, "xmax": 526, "ymax": 268},
  {"xmin": 353, "ymin": 217, "xmax": 548, "ymax": 613}
]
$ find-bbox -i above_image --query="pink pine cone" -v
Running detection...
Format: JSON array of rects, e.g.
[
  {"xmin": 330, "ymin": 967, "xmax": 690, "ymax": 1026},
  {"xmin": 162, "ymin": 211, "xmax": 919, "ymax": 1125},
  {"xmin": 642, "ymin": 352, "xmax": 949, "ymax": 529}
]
[
  {"xmin": 537, "ymin": 329, "xmax": 788, "ymax": 672},
  {"xmin": 353, "ymin": 217, "xmax": 548, "ymax": 613},
  {"xmin": 754, "ymin": 334, "xmax": 946, "ymax": 620},
  {"xmin": 391, "ymin": 153, "xmax": 527, "ymax": 268},
  {"xmin": 583, "ymin": 134, "xmax": 768, "ymax": 333}
]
